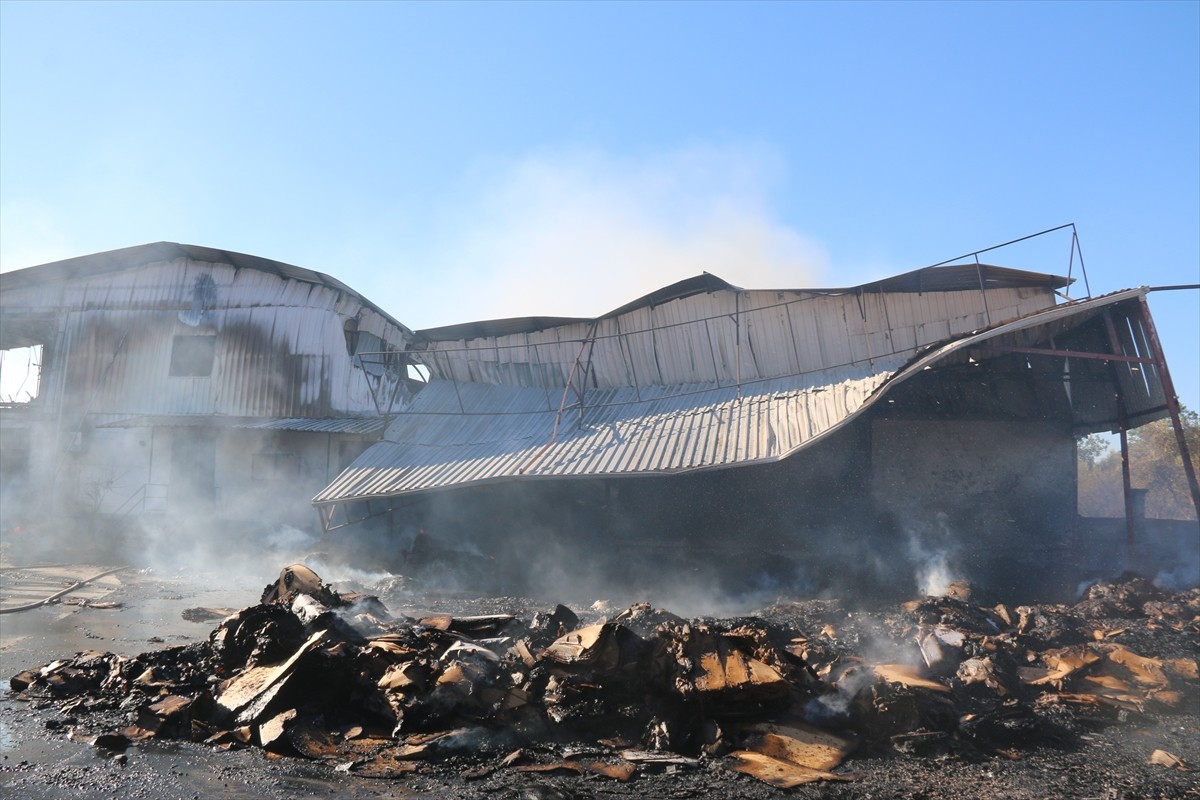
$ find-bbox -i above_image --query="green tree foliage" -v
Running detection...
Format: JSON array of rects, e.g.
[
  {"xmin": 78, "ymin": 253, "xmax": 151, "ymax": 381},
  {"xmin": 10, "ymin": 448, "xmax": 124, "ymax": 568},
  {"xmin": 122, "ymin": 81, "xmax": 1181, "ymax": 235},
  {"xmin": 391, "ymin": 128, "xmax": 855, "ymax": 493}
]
[{"xmin": 1077, "ymin": 407, "xmax": 1200, "ymax": 520}]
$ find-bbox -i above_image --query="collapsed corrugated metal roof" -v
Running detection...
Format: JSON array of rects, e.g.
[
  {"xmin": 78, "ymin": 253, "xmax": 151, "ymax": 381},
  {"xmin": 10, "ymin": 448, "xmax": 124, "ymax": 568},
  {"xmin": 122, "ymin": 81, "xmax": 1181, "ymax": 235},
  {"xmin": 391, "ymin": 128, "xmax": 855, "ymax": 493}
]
[
  {"xmin": 239, "ymin": 417, "xmax": 389, "ymax": 435},
  {"xmin": 314, "ymin": 267, "xmax": 1151, "ymax": 515},
  {"xmin": 314, "ymin": 362, "xmax": 897, "ymax": 504}
]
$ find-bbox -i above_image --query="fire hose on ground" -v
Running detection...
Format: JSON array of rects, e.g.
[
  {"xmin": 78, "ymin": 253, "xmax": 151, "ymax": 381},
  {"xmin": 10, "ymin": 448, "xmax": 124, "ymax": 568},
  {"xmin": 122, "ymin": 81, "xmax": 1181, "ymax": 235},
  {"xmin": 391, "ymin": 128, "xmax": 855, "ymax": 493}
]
[{"xmin": 0, "ymin": 566, "xmax": 130, "ymax": 614}]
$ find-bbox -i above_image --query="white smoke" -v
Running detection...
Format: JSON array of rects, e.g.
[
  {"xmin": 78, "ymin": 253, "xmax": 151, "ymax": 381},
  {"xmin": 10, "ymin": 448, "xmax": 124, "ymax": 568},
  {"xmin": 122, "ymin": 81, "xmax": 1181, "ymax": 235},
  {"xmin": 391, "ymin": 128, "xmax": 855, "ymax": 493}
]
[
  {"xmin": 399, "ymin": 144, "xmax": 832, "ymax": 327},
  {"xmin": 906, "ymin": 515, "xmax": 963, "ymax": 597}
]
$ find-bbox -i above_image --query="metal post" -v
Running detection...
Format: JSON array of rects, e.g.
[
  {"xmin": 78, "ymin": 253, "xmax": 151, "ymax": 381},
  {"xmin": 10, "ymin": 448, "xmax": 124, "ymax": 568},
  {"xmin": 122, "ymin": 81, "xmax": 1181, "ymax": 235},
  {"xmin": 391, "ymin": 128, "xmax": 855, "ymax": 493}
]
[
  {"xmin": 704, "ymin": 318, "xmax": 721, "ymax": 384},
  {"xmin": 1071, "ymin": 226, "xmax": 1092, "ymax": 299},
  {"xmin": 1065, "ymin": 236, "xmax": 1076, "ymax": 299},
  {"xmin": 735, "ymin": 291, "xmax": 742, "ymax": 397},
  {"xmin": 578, "ymin": 321, "xmax": 599, "ymax": 426},
  {"xmin": 615, "ymin": 317, "xmax": 641, "ymax": 401},
  {"xmin": 1118, "ymin": 424, "xmax": 1135, "ymax": 550},
  {"xmin": 856, "ymin": 288, "xmax": 875, "ymax": 374},
  {"xmin": 529, "ymin": 340, "xmax": 553, "ymax": 412},
  {"xmin": 1137, "ymin": 296, "xmax": 1200, "ymax": 517},
  {"xmin": 974, "ymin": 259, "xmax": 992, "ymax": 327},
  {"xmin": 1102, "ymin": 310, "xmax": 1137, "ymax": 551},
  {"xmin": 784, "ymin": 301, "xmax": 802, "ymax": 374},
  {"xmin": 443, "ymin": 349, "xmax": 466, "ymax": 414}
]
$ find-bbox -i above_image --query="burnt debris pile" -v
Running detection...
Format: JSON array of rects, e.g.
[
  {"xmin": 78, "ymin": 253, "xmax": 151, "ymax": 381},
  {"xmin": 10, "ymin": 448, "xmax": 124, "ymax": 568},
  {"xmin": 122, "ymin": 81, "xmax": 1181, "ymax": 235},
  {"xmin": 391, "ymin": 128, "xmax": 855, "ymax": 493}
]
[{"xmin": 9, "ymin": 568, "xmax": 1199, "ymax": 790}]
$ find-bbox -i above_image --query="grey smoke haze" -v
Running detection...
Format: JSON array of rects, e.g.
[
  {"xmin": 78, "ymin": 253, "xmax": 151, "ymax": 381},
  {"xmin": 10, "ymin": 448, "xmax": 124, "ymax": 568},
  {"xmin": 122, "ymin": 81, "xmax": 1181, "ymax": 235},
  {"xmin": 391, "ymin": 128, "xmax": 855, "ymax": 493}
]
[
  {"xmin": 385, "ymin": 146, "xmax": 833, "ymax": 328},
  {"xmin": 4, "ymin": 149, "xmax": 1195, "ymax": 612}
]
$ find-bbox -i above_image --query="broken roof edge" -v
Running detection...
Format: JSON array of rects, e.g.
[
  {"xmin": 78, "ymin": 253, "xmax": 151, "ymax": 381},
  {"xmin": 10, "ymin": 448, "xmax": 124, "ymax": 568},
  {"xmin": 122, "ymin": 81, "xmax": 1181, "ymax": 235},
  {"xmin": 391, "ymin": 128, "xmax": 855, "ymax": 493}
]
[
  {"xmin": 416, "ymin": 316, "xmax": 595, "ymax": 343},
  {"xmin": 412, "ymin": 265, "xmax": 1073, "ymax": 343},
  {"xmin": 413, "ymin": 274, "xmax": 740, "ymax": 343},
  {"xmin": 871, "ymin": 286, "xmax": 1162, "ymax": 434},
  {"xmin": 312, "ymin": 287, "xmax": 1155, "ymax": 511},
  {"xmin": 846, "ymin": 262, "xmax": 1073, "ymax": 295},
  {"xmin": 881, "ymin": 287, "xmax": 1148, "ymax": 377},
  {"xmin": 0, "ymin": 242, "xmax": 414, "ymax": 337},
  {"xmin": 98, "ymin": 414, "xmax": 388, "ymax": 434}
]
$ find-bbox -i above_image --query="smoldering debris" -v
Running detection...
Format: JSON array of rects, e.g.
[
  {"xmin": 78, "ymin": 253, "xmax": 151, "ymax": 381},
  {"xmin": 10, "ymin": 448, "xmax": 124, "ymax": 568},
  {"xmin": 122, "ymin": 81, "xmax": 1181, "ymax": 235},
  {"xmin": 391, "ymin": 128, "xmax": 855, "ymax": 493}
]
[{"xmin": 7, "ymin": 569, "xmax": 1199, "ymax": 795}]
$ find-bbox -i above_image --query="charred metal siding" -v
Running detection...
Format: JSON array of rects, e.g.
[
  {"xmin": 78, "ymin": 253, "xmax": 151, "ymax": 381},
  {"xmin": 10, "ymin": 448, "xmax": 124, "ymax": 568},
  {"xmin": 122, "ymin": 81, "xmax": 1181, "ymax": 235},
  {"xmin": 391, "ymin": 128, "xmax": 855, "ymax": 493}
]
[
  {"xmin": 0, "ymin": 243, "xmax": 412, "ymax": 535},
  {"xmin": 2, "ymin": 255, "xmax": 409, "ymax": 419}
]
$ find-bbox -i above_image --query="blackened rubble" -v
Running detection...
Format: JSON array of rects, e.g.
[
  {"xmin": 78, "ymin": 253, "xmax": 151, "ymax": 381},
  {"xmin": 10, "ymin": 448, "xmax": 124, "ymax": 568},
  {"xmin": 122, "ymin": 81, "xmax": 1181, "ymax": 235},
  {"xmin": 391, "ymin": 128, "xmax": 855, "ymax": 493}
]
[{"xmin": 8, "ymin": 568, "xmax": 1199, "ymax": 793}]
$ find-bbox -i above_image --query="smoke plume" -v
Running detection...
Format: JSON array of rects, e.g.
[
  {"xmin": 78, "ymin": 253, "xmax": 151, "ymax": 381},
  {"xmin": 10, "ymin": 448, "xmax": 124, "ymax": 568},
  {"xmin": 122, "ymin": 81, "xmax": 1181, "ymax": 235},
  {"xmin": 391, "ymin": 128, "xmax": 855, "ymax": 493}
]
[{"xmin": 401, "ymin": 145, "xmax": 831, "ymax": 327}]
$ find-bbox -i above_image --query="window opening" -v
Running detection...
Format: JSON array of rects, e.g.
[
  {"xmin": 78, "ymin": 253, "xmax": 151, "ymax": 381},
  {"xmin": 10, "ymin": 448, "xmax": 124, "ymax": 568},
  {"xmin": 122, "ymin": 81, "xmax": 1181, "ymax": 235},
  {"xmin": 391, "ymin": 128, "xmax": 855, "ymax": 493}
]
[{"xmin": 0, "ymin": 344, "xmax": 43, "ymax": 403}]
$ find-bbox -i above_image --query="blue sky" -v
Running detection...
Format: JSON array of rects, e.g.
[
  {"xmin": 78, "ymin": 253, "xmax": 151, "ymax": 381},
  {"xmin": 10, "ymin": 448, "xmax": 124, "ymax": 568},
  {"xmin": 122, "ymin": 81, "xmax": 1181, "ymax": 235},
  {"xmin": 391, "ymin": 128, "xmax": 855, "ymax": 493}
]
[{"xmin": 2, "ymin": 1, "xmax": 1198, "ymax": 408}]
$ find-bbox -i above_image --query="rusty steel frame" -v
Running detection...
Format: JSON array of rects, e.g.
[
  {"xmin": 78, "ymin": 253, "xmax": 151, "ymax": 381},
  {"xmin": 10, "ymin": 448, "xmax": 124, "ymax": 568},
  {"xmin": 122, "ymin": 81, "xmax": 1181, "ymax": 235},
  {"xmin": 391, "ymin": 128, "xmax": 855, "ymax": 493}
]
[
  {"xmin": 318, "ymin": 496, "xmax": 396, "ymax": 531},
  {"xmin": 981, "ymin": 297, "xmax": 1197, "ymax": 535},
  {"xmin": 976, "ymin": 345, "xmax": 1156, "ymax": 365},
  {"xmin": 318, "ymin": 502, "xmax": 353, "ymax": 531}
]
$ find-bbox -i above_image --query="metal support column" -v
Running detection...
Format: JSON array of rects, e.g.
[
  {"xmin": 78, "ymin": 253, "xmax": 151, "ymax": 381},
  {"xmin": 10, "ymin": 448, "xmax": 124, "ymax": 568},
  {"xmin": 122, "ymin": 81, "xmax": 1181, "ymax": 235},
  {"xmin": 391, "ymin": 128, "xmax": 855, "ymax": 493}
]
[
  {"xmin": 1101, "ymin": 310, "xmax": 1136, "ymax": 552},
  {"xmin": 734, "ymin": 291, "xmax": 742, "ymax": 397}
]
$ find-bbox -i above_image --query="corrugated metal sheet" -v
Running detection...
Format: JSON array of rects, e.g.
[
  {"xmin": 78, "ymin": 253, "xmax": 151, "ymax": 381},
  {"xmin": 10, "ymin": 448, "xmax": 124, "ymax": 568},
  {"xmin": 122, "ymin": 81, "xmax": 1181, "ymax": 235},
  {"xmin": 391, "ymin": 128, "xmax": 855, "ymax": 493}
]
[
  {"xmin": 413, "ymin": 266, "xmax": 1070, "ymax": 341},
  {"xmin": 314, "ymin": 289, "xmax": 1156, "ymax": 506},
  {"xmin": 413, "ymin": 284, "xmax": 1056, "ymax": 389}
]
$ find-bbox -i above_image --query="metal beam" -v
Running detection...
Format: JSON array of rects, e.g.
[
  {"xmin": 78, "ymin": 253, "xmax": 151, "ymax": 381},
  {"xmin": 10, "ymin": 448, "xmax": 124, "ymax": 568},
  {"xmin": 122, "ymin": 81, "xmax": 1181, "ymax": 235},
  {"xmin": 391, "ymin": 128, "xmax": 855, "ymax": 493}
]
[{"xmin": 975, "ymin": 345, "xmax": 1155, "ymax": 364}]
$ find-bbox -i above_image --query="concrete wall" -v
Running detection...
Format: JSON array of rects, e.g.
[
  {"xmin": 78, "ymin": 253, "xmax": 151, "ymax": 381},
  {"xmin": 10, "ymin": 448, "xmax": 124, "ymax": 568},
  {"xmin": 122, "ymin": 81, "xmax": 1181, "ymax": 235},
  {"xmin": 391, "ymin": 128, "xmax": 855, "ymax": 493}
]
[
  {"xmin": 870, "ymin": 418, "xmax": 1077, "ymax": 597},
  {"xmin": 346, "ymin": 414, "xmax": 1091, "ymax": 602}
]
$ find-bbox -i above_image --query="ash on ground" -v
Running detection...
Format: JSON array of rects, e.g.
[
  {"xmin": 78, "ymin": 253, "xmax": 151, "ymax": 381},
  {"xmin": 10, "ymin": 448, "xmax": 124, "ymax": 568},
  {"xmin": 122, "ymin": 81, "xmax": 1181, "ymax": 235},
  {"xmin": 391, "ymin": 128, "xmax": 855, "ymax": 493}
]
[{"xmin": 3, "ymin": 565, "xmax": 1199, "ymax": 800}]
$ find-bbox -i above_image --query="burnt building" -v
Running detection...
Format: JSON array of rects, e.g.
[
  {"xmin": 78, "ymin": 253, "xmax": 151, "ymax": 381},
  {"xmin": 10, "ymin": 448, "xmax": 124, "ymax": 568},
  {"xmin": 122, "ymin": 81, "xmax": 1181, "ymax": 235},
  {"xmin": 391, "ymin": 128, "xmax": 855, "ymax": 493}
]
[
  {"xmin": 3, "ymin": 243, "xmax": 1193, "ymax": 597},
  {"xmin": 0, "ymin": 243, "xmax": 413, "ymax": 554},
  {"xmin": 313, "ymin": 267, "xmax": 1196, "ymax": 598}
]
